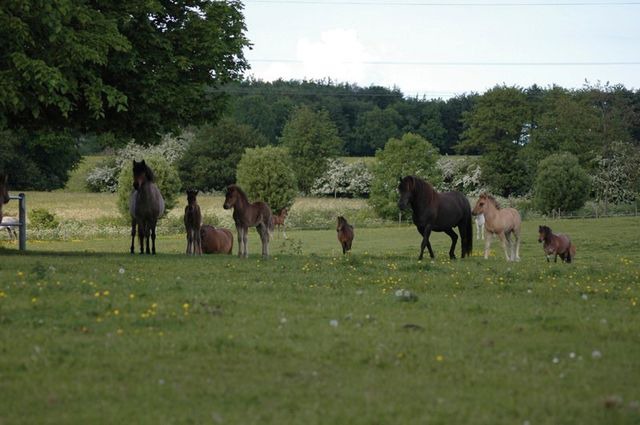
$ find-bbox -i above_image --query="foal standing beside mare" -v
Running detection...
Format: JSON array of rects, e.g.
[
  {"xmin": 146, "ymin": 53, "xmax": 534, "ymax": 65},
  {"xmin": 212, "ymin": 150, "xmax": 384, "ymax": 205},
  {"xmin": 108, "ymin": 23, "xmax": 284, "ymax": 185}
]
[
  {"xmin": 398, "ymin": 176, "xmax": 473, "ymax": 260},
  {"xmin": 184, "ymin": 190, "xmax": 202, "ymax": 255},
  {"xmin": 538, "ymin": 225, "xmax": 576, "ymax": 263},
  {"xmin": 223, "ymin": 184, "xmax": 273, "ymax": 258},
  {"xmin": 472, "ymin": 193, "xmax": 521, "ymax": 261},
  {"xmin": 129, "ymin": 160, "xmax": 165, "ymax": 254},
  {"xmin": 337, "ymin": 216, "xmax": 354, "ymax": 254},
  {"xmin": 0, "ymin": 174, "xmax": 9, "ymax": 225}
]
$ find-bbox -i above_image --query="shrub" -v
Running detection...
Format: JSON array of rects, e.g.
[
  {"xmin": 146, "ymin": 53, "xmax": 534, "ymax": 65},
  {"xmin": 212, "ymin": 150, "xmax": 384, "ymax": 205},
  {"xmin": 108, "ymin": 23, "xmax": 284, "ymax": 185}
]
[
  {"xmin": 116, "ymin": 156, "xmax": 182, "ymax": 218},
  {"xmin": 369, "ymin": 133, "xmax": 441, "ymax": 219},
  {"xmin": 534, "ymin": 152, "xmax": 590, "ymax": 214},
  {"xmin": 437, "ymin": 156, "xmax": 484, "ymax": 195},
  {"xmin": 30, "ymin": 208, "xmax": 59, "ymax": 230},
  {"xmin": 236, "ymin": 146, "xmax": 297, "ymax": 213},
  {"xmin": 311, "ymin": 159, "xmax": 372, "ymax": 198},
  {"xmin": 85, "ymin": 157, "xmax": 119, "ymax": 192}
]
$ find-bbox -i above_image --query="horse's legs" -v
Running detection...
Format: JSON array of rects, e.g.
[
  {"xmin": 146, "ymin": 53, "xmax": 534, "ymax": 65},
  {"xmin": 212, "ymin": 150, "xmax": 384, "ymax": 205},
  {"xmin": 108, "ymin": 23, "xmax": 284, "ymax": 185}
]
[
  {"xmin": 497, "ymin": 232, "xmax": 511, "ymax": 261},
  {"xmin": 283, "ymin": 222, "xmax": 287, "ymax": 240},
  {"xmin": 513, "ymin": 230, "xmax": 521, "ymax": 261},
  {"xmin": 480, "ymin": 224, "xmax": 485, "ymax": 240},
  {"xmin": 195, "ymin": 227, "xmax": 202, "ymax": 255},
  {"xmin": 150, "ymin": 222, "xmax": 157, "ymax": 255},
  {"xmin": 554, "ymin": 254, "xmax": 558, "ymax": 263},
  {"xmin": 419, "ymin": 229, "xmax": 434, "ymax": 260},
  {"xmin": 444, "ymin": 228, "xmax": 458, "ymax": 260},
  {"xmin": 505, "ymin": 232, "xmax": 514, "ymax": 261},
  {"xmin": 145, "ymin": 225, "xmax": 151, "ymax": 254},
  {"xmin": 483, "ymin": 231, "xmax": 493, "ymax": 259},
  {"xmin": 186, "ymin": 228, "xmax": 192, "ymax": 255},
  {"xmin": 236, "ymin": 226, "xmax": 244, "ymax": 257},
  {"xmin": 242, "ymin": 227, "xmax": 249, "ymax": 258},
  {"xmin": 137, "ymin": 223, "xmax": 145, "ymax": 254},
  {"xmin": 130, "ymin": 220, "xmax": 136, "ymax": 254},
  {"xmin": 258, "ymin": 224, "xmax": 269, "ymax": 258}
]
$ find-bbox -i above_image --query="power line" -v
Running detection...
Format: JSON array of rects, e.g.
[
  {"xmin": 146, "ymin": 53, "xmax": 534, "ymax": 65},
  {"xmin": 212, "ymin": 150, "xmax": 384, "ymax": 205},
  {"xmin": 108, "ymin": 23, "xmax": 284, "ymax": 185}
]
[
  {"xmin": 249, "ymin": 59, "xmax": 640, "ymax": 66},
  {"xmin": 244, "ymin": 0, "xmax": 640, "ymax": 6}
]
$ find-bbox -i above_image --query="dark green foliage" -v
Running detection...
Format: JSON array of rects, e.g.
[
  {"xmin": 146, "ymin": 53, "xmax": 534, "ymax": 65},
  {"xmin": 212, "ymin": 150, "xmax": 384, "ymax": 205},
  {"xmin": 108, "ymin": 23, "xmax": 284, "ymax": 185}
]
[
  {"xmin": 236, "ymin": 146, "xmax": 297, "ymax": 213},
  {"xmin": 369, "ymin": 133, "xmax": 441, "ymax": 219},
  {"xmin": 30, "ymin": 208, "xmax": 59, "ymax": 230},
  {"xmin": 0, "ymin": 0, "xmax": 249, "ymax": 143},
  {"xmin": 280, "ymin": 105, "xmax": 343, "ymax": 194},
  {"xmin": 350, "ymin": 107, "xmax": 402, "ymax": 156},
  {"xmin": 178, "ymin": 119, "xmax": 268, "ymax": 191},
  {"xmin": 0, "ymin": 130, "xmax": 80, "ymax": 190},
  {"xmin": 534, "ymin": 153, "xmax": 590, "ymax": 214}
]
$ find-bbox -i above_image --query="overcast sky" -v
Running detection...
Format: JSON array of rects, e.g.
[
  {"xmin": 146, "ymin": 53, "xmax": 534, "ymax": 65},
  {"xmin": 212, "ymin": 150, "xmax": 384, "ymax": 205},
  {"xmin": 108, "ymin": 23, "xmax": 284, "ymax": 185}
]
[{"xmin": 240, "ymin": 0, "xmax": 640, "ymax": 98}]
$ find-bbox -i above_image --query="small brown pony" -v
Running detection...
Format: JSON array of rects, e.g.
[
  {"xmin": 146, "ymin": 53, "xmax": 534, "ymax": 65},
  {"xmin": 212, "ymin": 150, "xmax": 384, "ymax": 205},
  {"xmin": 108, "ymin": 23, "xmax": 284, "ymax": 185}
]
[
  {"xmin": 184, "ymin": 190, "xmax": 202, "ymax": 255},
  {"xmin": 200, "ymin": 225, "xmax": 233, "ymax": 254},
  {"xmin": 538, "ymin": 225, "xmax": 576, "ymax": 263},
  {"xmin": 272, "ymin": 208, "xmax": 288, "ymax": 239},
  {"xmin": 472, "ymin": 193, "xmax": 522, "ymax": 261},
  {"xmin": 223, "ymin": 184, "xmax": 273, "ymax": 258},
  {"xmin": 337, "ymin": 216, "xmax": 354, "ymax": 254},
  {"xmin": 0, "ymin": 174, "xmax": 9, "ymax": 225}
]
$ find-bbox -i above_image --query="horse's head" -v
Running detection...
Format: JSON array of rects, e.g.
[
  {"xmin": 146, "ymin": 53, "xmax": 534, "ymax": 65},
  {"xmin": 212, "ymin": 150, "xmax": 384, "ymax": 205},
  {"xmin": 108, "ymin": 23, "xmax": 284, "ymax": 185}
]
[
  {"xmin": 186, "ymin": 189, "xmax": 199, "ymax": 205},
  {"xmin": 538, "ymin": 225, "xmax": 551, "ymax": 243},
  {"xmin": 397, "ymin": 176, "xmax": 416, "ymax": 210},
  {"xmin": 472, "ymin": 193, "xmax": 496, "ymax": 216},
  {"xmin": 337, "ymin": 216, "xmax": 346, "ymax": 230},
  {"xmin": 223, "ymin": 185, "xmax": 237, "ymax": 210},
  {"xmin": 133, "ymin": 160, "xmax": 151, "ymax": 189},
  {"xmin": 0, "ymin": 174, "xmax": 9, "ymax": 205},
  {"xmin": 280, "ymin": 208, "xmax": 288, "ymax": 217}
]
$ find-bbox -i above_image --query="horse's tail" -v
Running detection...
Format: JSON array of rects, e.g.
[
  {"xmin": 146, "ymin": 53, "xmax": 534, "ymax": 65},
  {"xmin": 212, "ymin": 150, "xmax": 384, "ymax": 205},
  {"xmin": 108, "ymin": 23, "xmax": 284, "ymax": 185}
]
[{"xmin": 461, "ymin": 201, "xmax": 473, "ymax": 257}]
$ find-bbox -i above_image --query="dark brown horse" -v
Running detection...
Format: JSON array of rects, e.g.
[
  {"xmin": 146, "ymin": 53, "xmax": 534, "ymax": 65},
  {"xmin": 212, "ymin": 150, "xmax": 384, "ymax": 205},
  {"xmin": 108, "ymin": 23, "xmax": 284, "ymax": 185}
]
[
  {"xmin": 337, "ymin": 216, "xmax": 354, "ymax": 254},
  {"xmin": 223, "ymin": 184, "xmax": 273, "ymax": 258},
  {"xmin": 398, "ymin": 175, "xmax": 473, "ymax": 260},
  {"xmin": 129, "ymin": 160, "xmax": 165, "ymax": 255},
  {"xmin": 0, "ymin": 174, "xmax": 9, "ymax": 225},
  {"xmin": 538, "ymin": 225, "xmax": 576, "ymax": 263},
  {"xmin": 272, "ymin": 208, "xmax": 288, "ymax": 239},
  {"xmin": 184, "ymin": 190, "xmax": 202, "ymax": 255},
  {"xmin": 200, "ymin": 225, "xmax": 233, "ymax": 254}
]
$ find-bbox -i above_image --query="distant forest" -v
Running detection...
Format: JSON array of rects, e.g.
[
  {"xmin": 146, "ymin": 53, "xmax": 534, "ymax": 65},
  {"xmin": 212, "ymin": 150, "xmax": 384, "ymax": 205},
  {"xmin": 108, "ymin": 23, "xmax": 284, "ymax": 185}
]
[{"xmin": 223, "ymin": 79, "xmax": 640, "ymax": 156}]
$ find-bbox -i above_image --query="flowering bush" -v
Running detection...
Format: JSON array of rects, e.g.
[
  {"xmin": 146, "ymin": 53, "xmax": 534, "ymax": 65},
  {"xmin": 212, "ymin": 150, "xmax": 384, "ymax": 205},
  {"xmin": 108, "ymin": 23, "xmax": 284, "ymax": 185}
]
[
  {"xmin": 311, "ymin": 159, "xmax": 372, "ymax": 198},
  {"xmin": 86, "ymin": 133, "xmax": 190, "ymax": 192},
  {"xmin": 437, "ymin": 156, "xmax": 484, "ymax": 195}
]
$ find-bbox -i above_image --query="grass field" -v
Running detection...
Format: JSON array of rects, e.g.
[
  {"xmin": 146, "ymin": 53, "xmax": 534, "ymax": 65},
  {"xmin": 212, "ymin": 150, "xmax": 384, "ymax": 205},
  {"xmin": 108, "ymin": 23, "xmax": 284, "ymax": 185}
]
[{"xmin": 1, "ymin": 205, "xmax": 639, "ymax": 423}]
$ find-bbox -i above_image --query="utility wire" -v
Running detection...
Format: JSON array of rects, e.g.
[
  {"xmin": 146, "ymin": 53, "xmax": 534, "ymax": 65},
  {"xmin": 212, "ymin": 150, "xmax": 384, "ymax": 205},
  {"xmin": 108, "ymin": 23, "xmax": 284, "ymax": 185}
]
[
  {"xmin": 243, "ymin": 0, "xmax": 640, "ymax": 6},
  {"xmin": 249, "ymin": 59, "xmax": 640, "ymax": 66}
]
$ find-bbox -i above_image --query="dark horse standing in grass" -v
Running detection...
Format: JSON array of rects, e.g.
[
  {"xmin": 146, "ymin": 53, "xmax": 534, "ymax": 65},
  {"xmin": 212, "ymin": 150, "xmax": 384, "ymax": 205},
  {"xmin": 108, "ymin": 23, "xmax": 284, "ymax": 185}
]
[
  {"xmin": 0, "ymin": 174, "xmax": 9, "ymax": 225},
  {"xmin": 223, "ymin": 184, "xmax": 273, "ymax": 258},
  {"xmin": 337, "ymin": 216, "xmax": 354, "ymax": 255},
  {"xmin": 398, "ymin": 175, "xmax": 473, "ymax": 260},
  {"xmin": 538, "ymin": 225, "xmax": 576, "ymax": 263},
  {"xmin": 129, "ymin": 160, "xmax": 164, "ymax": 255}
]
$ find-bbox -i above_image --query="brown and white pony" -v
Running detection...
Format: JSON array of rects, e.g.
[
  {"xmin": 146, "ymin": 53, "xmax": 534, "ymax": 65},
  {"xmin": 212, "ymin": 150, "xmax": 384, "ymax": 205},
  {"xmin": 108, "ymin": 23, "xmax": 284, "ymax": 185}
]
[
  {"xmin": 272, "ymin": 208, "xmax": 288, "ymax": 239},
  {"xmin": 472, "ymin": 193, "xmax": 521, "ymax": 261},
  {"xmin": 223, "ymin": 184, "xmax": 273, "ymax": 258},
  {"xmin": 538, "ymin": 225, "xmax": 576, "ymax": 263},
  {"xmin": 0, "ymin": 174, "xmax": 9, "ymax": 225},
  {"xmin": 184, "ymin": 190, "xmax": 202, "ymax": 255},
  {"xmin": 337, "ymin": 216, "xmax": 354, "ymax": 254}
]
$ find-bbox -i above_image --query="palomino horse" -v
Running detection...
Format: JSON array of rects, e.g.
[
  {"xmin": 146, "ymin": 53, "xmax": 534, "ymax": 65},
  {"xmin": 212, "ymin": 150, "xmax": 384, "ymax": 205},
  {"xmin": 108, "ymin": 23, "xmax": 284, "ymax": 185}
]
[
  {"xmin": 200, "ymin": 225, "xmax": 233, "ymax": 254},
  {"xmin": 223, "ymin": 184, "xmax": 273, "ymax": 258},
  {"xmin": 129, "ymin": 160, "xmax": 165, "ymax": 255},
  {"xmin": 337, "ymin": 216, "xmax": 354, "ymax": 254},
  {"xmin": 475, "ymin": 213, "xmax": 485, "ymax": 240},
  {"xmin": 0, "ymin": 174, "xmax": 9, "ymax": 225},
  {"xmin": 398, "ymin": 176, "xmax": 473, "ymax": 260},
  {"xmin": 538, "ymin": 225, "xmax": 576, "ymax": 263},
  {"xmin": 472, "ymin": 193, "xmax": 521, "ymax": 261},
  {"xmin": 272, "ymin": 208, "xmax": 288, "ymax": 239},
  {"xmin": 184, "ymin": 190, "xmax": 202, "ymax": 255}
]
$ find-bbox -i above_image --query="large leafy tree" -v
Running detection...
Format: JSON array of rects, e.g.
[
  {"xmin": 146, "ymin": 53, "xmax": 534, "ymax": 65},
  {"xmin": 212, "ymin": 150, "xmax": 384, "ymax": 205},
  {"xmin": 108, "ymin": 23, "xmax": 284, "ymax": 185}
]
[
  {"xmin": 534, "ymin": 153, "xmax": 590, "ymax": 215},
  {"xmin": 0, "ymin": 0, "xmax": 249, "ymax": 142},
  {"xmin": 280, "ymin": 105, "xmax": 343, "ymax": 193},
  {"xmin": 350, "ymin": 106, "xmax": 402, "ymax": 156}
]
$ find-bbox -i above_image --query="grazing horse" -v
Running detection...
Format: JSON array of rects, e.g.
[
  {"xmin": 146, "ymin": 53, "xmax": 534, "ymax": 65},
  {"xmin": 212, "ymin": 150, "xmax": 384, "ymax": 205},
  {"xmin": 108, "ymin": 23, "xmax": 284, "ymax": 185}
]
[
  {"xmin": 272, "ymin": 208, "xmax": 288, "ymax": 239},
  {"xmin": 538, "ymin": 225, "xmax": 576, "ymax": 263},
  {"xmin": 223, "ymin": 184, "xmax": 273, "ymax": 258},
  {"xmin": 184, "ymin": 190, "xmax": 202, "ymax": 255},
  {"xmin": 337, "ymin": 216, "xmax": 354, "ymax": 254},
  {"xmin": 200, "ymin": 225, "xmax": 233, "ymax": 254},
  {"xmin": 475, "ymin": 213, "xmax": 485, "ymax": 240},
  {"xmin": 0, "ymin": 174, "xmax": 9, "ymax": 225},
  {"xmin": 129, "ymin": 160, "xmax": 165, "ymax": 255},
  {"xmin": 398, "ymin": 176, "xmax": 473, "ymax": 261},
  {"xmin": 472, "ymin": 193, "xmax": 521, "ymax": 261}
]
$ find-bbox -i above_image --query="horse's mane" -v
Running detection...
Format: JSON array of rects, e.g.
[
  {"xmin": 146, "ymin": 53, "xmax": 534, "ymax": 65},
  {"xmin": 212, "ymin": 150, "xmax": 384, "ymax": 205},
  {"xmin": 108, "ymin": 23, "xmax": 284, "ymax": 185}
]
[
  {"xmin": 228, "ymin": 184, "xmax": 249, "ymax": 202},
  {"xmin": 481, "ymin": 193, "xmax": 500, "ymax": 209},
  {"xmin": 411, "ymin": 176, "xmax": 437, "ymax": 205}
]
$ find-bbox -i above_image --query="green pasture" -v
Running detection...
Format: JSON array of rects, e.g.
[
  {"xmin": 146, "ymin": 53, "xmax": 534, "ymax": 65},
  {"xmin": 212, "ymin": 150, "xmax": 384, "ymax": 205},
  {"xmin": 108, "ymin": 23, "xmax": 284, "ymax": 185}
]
[{"xmin": 1, "ymin": 209, "xmax": 639, "ymax": 424}]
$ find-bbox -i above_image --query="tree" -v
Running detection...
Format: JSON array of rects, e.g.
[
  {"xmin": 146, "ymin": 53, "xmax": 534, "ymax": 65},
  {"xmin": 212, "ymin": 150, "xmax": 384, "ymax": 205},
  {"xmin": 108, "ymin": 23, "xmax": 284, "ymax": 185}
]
[
  {"xmin": 592, "ymin": 141, "xmax": 640, "ymax": 214},
  {"xmin": 350, "ymin": 107, "xmax": 402, "ymax": 156},
  {"xmin": 534, "ymin": 153, "xmax": 590, "ymax": 215},
  {"xmin": 1, "ymin": 0, "xmax": 249, "ymax": 143},
  {"xmin": 311, "ymin": 159, "xmax": 372, "ymax": 198},
  {"xmin": 116, "ymin": 156, "xmax": 181, "ymax": 219},
  {"xmin": 178, "ymin": 119, "xmax": 267, "ymax": 191},
  {"xmin": 236, "ymin": 146, "xmax": 297, "ymax": 214},
  {"xmin": 369, "ymin": 133, "xmax": 440, "ymax": 219},
  {"xmin": 280, "ymin": 105, "xmax": 343, "ymax": 193}
]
